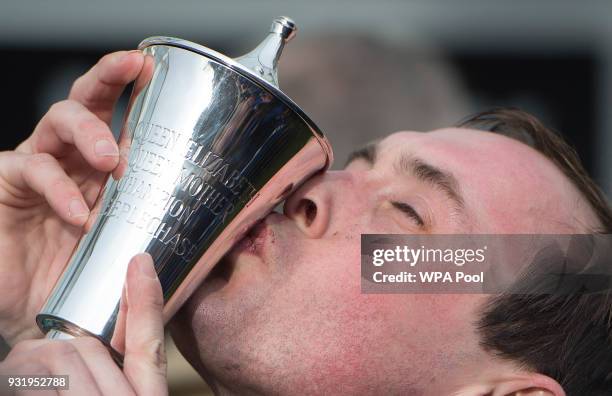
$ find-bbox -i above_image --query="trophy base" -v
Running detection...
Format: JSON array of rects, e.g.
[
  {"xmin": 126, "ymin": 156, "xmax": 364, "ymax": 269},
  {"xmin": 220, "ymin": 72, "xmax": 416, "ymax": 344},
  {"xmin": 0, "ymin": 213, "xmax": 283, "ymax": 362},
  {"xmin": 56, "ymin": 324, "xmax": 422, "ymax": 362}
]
[
  {"xmin": 46, "ymin": 329, "xmax": 75, "ymax": 340},
  {"xmin": 36, "ymin": 314, "xmax": 124, "ymax": 366}
]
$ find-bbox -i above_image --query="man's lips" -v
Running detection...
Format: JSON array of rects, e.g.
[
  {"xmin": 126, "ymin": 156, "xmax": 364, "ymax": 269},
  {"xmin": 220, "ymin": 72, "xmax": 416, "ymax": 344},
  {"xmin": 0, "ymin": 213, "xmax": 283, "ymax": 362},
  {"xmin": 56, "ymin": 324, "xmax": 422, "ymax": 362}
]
[
  {"xmin": 234, "ymin": 218, "xmax": 270, "ymax": 256},
  {"xmin": 206, "ymin": 213, "xmax": 281, "ymax": 284},
  {"xmin": 234, "ymin": 211, "xmax": 287, "ymax": 257}
]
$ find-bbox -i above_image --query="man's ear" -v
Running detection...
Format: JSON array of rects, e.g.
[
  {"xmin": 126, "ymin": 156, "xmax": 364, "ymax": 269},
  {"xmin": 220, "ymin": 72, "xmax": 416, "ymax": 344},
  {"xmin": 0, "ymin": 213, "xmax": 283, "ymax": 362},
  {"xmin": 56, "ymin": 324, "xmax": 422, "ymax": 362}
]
[{"xmin": 490, "ymin": 373, "xmax": 566, "ymax": 396}]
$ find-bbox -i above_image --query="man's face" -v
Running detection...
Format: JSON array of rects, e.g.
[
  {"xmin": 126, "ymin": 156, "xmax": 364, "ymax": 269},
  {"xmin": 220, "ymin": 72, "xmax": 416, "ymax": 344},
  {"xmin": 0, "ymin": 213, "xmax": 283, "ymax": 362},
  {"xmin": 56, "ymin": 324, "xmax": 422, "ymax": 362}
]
[{"xmin": 170, "ymin": 128, "xmax": 594, "ymax": 394}]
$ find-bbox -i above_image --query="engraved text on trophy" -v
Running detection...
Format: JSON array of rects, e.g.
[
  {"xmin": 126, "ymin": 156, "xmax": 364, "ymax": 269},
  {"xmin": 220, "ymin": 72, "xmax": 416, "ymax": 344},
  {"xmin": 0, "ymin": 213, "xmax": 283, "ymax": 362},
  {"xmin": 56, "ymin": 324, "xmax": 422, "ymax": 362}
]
[{"xmin": 99, "ymin": 121, "xmax": 258, "ymax": 260}]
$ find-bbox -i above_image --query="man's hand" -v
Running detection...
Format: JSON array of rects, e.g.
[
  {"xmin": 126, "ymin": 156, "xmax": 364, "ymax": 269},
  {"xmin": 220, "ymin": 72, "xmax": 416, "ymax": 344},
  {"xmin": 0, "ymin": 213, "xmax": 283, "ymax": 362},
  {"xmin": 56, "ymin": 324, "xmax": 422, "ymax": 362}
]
[
  {"xmin": 0, "ymin": 50, "xmax": 145, "ymax": 345},
  {"xmin": 0, "ymin": 254, "xmax": 168, "ymax": 396}
]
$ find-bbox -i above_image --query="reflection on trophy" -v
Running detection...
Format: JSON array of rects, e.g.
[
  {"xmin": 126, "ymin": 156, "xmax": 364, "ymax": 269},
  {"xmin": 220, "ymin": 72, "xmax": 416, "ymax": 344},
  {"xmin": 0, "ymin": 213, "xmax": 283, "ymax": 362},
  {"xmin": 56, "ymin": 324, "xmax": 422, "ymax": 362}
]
[{"xmin": 36, "ymin": 16, "xmax": 333, "ymax": 363}]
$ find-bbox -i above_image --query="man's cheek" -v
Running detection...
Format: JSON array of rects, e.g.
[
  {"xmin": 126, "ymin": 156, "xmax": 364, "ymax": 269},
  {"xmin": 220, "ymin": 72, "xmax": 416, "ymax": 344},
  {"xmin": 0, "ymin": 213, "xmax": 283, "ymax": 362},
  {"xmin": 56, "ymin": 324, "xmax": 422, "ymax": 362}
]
[{"xmin": 300, "ymin": 242, "xmax": 360, "ymax": 283}]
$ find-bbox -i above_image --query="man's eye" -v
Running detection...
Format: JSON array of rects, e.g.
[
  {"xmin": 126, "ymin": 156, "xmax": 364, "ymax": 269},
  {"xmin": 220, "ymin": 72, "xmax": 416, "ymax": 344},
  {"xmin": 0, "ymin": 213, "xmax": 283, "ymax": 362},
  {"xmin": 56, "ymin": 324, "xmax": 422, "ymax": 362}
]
[{"xmin": 391, "ymin": 201, "xmax": 425, "ymax": 227}]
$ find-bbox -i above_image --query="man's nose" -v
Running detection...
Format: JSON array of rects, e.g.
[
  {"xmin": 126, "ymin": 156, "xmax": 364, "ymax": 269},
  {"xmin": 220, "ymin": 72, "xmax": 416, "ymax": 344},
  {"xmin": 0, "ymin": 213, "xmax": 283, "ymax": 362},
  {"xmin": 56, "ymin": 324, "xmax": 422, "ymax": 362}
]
[{"xmin": 283, "ymin": 170, "xmax": 353, "ymax": 238}]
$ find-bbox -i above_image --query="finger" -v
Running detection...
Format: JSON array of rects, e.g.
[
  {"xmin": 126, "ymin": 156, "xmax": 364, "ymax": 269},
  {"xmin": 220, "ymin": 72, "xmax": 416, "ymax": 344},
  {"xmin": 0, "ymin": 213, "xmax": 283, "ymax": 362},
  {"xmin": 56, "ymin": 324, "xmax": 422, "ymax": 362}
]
[
  {"xmin": 123, "ymin": 254, "xmax": 167, "ymax": 396},
  {"xmin": 30, "ymin": 100, "xmax": 119, "ymax": 171},
  {"xmin": 109, "ymin": 283, "xmax": 128, "ymax": 355},
  {"xmin": 26, "ymin": 341, "xmax": 101, "ymax": 396},
  {"xmin": 0, "ymin": 360, "xmax": 55, "ymax": 396},
  {"xmin": 113, "ymin": 53, "xmax": 155, "ymax": 181},
  {"xmin": 4, "ymin": 337, "xmax": 132, "ymax": 396},
  {"xmin": 68, "ymin": 337, "xmax": 134, "ymax": 396},
  {"xmin": 0, "ymin": 152, "xmax": 90, "ymax": 225},
  {"xmin": 69, "ymin": 50, "xmax": 144, "ymax": 125}
]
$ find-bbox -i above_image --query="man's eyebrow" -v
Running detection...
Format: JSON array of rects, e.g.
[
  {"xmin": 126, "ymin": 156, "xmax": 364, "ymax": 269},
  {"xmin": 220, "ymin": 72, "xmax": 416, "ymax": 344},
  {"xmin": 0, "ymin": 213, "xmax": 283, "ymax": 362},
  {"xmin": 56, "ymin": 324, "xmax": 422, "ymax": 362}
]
[
  {"xmin": 346, "ymin": 143, "xmax": 465, "ymax": 210},
  {"xmin": 398, "ymin": 154, "xmax": 465, "ymax": 209},
  {"xmin": 345, "ymin": 142, "xmax": 377, "ymax": 166}
]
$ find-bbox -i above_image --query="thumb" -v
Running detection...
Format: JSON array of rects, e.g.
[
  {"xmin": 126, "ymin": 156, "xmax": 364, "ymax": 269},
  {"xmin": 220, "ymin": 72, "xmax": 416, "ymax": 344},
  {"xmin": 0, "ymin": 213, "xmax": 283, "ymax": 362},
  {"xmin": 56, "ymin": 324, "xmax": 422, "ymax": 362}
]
[{"xmin": 122, "ymin": 253, "xmax": 168, "ymax": 396}]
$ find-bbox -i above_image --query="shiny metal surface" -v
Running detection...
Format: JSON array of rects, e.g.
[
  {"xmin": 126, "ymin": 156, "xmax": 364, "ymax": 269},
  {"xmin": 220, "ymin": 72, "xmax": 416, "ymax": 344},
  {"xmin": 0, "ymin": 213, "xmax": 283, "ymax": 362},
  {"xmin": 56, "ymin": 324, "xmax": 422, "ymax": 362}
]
[
  {"xmin": 37, "ymin": 17, "xmax": 333, "ymax": 360},
  {"xmin": 46, "ymin": 330, "xmax": 75, "ymax": 341},
  {"xmin": 235, "ymin": 16, "xmax": 296, "ymax": 86},
  {"xmin": 137, "ymin": 22, "xmax": 332, "ymax": 163}
]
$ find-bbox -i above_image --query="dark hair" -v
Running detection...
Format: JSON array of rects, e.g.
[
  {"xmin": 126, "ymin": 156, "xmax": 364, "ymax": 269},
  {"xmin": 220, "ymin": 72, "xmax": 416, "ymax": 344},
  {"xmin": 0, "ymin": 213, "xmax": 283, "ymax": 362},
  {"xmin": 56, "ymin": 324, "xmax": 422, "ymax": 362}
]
[{"xmin": 459, "ymin": 108, "xmax": 612, "ymax": 395}]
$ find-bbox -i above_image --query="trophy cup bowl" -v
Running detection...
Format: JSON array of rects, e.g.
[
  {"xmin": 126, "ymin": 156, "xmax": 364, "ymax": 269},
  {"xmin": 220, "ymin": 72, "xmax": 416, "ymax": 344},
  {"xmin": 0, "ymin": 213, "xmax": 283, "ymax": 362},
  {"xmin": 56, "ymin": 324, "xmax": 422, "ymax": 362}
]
[{"xmin": 36, "ymin": 16, "xmax": 333, "ymax": 363}]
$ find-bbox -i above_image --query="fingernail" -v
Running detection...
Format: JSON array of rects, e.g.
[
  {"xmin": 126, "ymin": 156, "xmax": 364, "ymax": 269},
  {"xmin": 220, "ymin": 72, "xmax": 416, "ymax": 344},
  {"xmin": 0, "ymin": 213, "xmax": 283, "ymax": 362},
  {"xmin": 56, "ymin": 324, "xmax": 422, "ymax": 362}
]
[
  {"xmin": 95, "ymin": 139, "xmax": 119, "ymax": 157},
  {"xmin": 69, "ymin": 199, "xmax": 89, "ymax": 217},
  {"xmin": 119, "ymin": 50, "xmax": 141, "ymax": 62},
  {"xmin": 137, "ymin": 254, "xmax": 158, "ymax": 280}
]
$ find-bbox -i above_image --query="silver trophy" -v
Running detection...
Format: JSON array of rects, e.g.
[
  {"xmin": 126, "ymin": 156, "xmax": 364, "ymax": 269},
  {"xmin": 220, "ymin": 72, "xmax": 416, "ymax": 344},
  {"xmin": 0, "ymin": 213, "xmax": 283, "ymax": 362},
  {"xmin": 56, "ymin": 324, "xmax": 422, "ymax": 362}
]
[{"xmin": 36, "ymin": 16, "xmax": 333, "ymax": 362}]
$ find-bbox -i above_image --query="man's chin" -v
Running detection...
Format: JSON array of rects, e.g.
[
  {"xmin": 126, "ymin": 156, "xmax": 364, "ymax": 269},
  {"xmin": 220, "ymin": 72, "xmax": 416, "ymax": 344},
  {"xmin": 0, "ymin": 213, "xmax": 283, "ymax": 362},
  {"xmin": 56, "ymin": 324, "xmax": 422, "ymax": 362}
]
[
  {"xmin": 167, "ymin": 215, "xmax": 289, "ymax": 389},
  {"xmin": 168, "ymin": 283, "xmax": 260, "ymax": 395},
  {"xmin": 168, "ymin": 249, "xmax": 268, "ymax": 357},
  {"xmin": 168, "ymin": 318, "xmax": 228, "ymax": 393},
  {"xmin": 168, "ymin": 281, "xmax": 233, "ymax": 384}
]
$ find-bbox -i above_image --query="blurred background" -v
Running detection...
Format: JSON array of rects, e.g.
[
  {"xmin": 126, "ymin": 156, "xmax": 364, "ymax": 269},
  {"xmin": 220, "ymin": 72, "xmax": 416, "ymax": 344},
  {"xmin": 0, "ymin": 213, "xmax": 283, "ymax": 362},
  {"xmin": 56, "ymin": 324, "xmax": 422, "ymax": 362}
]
[{"xmin": 1, "ymin": 0, "xmax": 611, "ymax": 394}]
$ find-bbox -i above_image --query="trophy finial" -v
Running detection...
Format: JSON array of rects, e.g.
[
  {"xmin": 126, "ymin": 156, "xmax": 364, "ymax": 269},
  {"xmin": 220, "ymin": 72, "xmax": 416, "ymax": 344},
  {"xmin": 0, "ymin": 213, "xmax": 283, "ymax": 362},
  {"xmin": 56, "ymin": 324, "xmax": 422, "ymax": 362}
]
[
  {"xmin": 271, "ymin": 16, "xmax": 296, "ymax": 42},
  {"xmin": 234, "ymin": 16, "xmax": 297, "ymax": 87}
]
